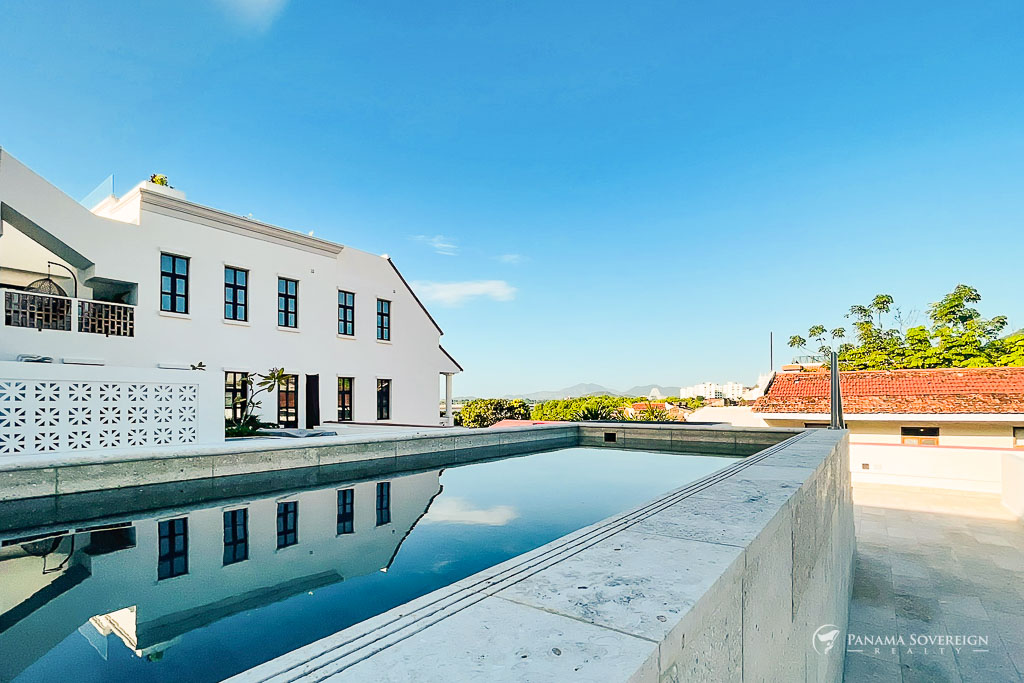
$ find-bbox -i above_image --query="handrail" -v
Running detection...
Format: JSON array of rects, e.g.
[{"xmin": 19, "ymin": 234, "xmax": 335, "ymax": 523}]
[{"xmin": 829, "ymin": 350, "xmax": 846, "ymax": 430}]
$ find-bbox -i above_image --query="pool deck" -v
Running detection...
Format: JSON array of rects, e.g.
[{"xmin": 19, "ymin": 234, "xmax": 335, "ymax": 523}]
[{"xmin": 844, "ymin": 484, "xmax": 1024, "ymax": 683}]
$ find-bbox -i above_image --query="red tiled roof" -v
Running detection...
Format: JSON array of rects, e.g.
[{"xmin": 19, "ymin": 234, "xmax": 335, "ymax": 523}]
[
  {"xmin": 752, "ymin": 367, "xmax": 1024, "ymax": 414},
  {"xmin": 630, "ymin": 402, "xmax": 666, "ymax": 410}
]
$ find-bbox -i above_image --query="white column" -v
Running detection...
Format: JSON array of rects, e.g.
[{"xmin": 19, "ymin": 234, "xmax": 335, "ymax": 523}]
[{"xmin": 444, "ymin": 373, "xmax": 453, "ymax": 426}]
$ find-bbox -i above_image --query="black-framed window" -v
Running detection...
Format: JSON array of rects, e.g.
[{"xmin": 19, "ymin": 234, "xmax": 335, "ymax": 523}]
[
  {"xmin": 377, "ymin": 379, "xmax": 391, "ymax": 420},
  {"xmin": 376, "ymin": 482, "xmax": 391, "ymax": 526},
  {"xmin": 160, "ymin": 253, "xmax": 189, "ymax": 314},
  {"xmin": 223, "ymin": 508, "xmax": 248, "ymax": 565},
  {"xmin": 225, "ymin": 371, "xmax": 249, "ymax": 421},
  {"xmin": 337, "ymin": 488, "xmax": 355, "ymax": 534},
  {"xmin": 338, "ymin": 291, "xmax": 355, "ymax": 336},
  {"xmin": 278, "ymin": 278, "xmax": 298, "ymax": 328},
  {"xmin": 225, "ymin": 266, "xmax": 248, "ymax": 321},
  {"xmin": 376, "ymin": 299, "xmax": 390, "ymax": 340},
  {"xmin": 277, "ymin": 501, "xmax": 298, "ymax": 548},
  {"xmin": 338, "ymin": 377, "xmax": 354, "ymax": 422},
  {"xmin": 278, "ymin": 374, "xmax": 298, "ymax": 428},
  {"xmin": 901, "ymin": 426, "xmax": 939, "ymax": 446},
  {"xmin": 158, "ymin": 517, "xmax": 188, "ymax": 579}
]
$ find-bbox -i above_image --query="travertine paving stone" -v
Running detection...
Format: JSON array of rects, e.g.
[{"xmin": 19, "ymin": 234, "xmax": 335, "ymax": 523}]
[
  {"xmin": 316, "ymin": 595, "xmax": 659, "ymax": 683},
  {"xmin": 845, "ymin": 488, "xmax": 1024, "ymax": 683}
]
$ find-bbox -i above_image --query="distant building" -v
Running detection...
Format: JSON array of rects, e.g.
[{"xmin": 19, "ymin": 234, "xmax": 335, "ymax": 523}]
[{"xmin": 679, "ymin": 381, "xmax": 748, "ymax": 401}]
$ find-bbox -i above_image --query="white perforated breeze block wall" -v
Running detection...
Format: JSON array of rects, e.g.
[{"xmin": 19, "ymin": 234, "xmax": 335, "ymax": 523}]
[{"xmin": 0, "ymin": 362, "xmax": 222, "ymax": 456}]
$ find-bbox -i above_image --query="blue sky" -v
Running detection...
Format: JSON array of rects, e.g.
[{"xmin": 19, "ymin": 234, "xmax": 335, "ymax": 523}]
[{"xmin": 2, "ymin": 1, "xmax": 1023, "ymax": 396}]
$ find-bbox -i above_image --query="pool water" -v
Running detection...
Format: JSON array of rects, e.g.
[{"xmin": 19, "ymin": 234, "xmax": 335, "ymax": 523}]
[{"xmin": 1, "ymin": 447, "xmax": 728, "ymax": 682}]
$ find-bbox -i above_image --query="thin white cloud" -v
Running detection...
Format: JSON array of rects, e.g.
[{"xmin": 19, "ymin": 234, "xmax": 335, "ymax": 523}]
[
  {"xmin": 412, "ymin": 234, "xmax": 458, "ymax": 256},
  {"xmin": 411, "ymin": 280, "xmax": 517, "ymax": 307},
  {"xmin": 422, "ymin": 497, "xmax": 519, "ymax": 526},
  {"xmin": 497, "ymin": 253, "xmax": 522, "ymax": 264},
  {"xmin": 216, "ymin": 0, "xmax": 289, "ymax": 30}
]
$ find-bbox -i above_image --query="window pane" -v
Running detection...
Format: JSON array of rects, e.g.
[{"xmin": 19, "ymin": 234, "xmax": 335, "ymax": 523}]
[
  {"xmin": 161, "ymin": 254, "xmax": 172, "ymax": 271},
  {"xmin": 237, "ymin": 270, "xmax": 246, "ymax": 286},
  {"xmin": 162, "ymin": 294, "xmax": 171, "ymax": 310},
  {"xmin": 225, "ymin": 268, "xmax": 234, "ymax": 284},
  {"xmin": 175, "ymin": 258, "xmax": 187, "ymax": 275},
  {"xmin": 176, "ymin": 279, "xmax": 186, "ymax": 295}
]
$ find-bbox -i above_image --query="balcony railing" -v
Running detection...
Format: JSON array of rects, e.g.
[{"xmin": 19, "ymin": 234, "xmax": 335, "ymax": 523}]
[
  {"xmin": 79, "ymin": 300, "xmax": 135, "ymax": 336},
  {"xmin": 2, "ymin": 289, "xmax": 134, "ymax": 337}
]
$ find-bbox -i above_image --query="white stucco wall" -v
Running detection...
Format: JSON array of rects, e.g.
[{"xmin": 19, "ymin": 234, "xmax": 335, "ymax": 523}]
[
  {"xmin": 760, "ymin": 414, "xmax": 1020, "ymax": 494},
  {"xmin": 0, "ymin": 149, "xmax": 460, "ymax": 428},
  {"xmin": 1002, "ymin": 451, "xmax": 1024, "ymax": 519},
  {"xmin": 0, "ymin": 361, "xmax": 221, "ymax": 457},
  {"xmin": 690, "ymin": 406, "xmax": 1023, "ymax": 494}
]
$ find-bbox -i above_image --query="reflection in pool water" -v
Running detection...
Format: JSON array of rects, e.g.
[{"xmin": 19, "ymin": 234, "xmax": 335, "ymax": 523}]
[{"xmin": 0, "ymin": 447, "xmax": 728, "ymax": 682}]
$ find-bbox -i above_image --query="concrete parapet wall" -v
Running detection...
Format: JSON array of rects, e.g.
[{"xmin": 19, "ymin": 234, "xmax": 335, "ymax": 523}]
[
  {"xmin": 230, "ymin": 428, "xmax": 854, "ymax": 683},
  {"xmin": 851, "ymin": 442, "xmax": 1004, "ymax": 494},
  {"xmin": 0, "ymin": 424, "xmax": 578, "ymax": 501},
  {"xmin": 578, "ymin": 422, "xmax": 800, "ymax": 456}
]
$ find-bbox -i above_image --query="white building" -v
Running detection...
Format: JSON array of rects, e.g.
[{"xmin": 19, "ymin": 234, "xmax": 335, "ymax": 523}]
[
  {"xmin": 0, "ymin": 149, "xmax": 461, "ymax": 436},
  {"xmin": 678, "ymin": 381, "xmax": 747, "ymax": 401}
]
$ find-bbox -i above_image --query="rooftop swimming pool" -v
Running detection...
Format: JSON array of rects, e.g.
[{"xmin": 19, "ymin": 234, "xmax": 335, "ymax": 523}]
[{"xmin": 0, "ymin": 446, "xmax": 730, "ymax": 682}]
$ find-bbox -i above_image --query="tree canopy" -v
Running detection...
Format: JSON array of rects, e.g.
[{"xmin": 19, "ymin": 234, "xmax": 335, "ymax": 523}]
[
  {"xmin": 788, "ymin": 284, "xmax": 1024, "ymax": 370},
  {"xmin": 530, "ymin": 395, "xmax": 629, "ymax": 421},
  {"xmin": 456, "ymin": 398, "xmax": 531, "ymax": 428}
]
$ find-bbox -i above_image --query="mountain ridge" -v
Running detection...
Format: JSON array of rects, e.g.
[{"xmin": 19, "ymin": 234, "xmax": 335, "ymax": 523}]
[{"xmin": 502, "ymin": 383, "xmax": 682, "ymax": 401}]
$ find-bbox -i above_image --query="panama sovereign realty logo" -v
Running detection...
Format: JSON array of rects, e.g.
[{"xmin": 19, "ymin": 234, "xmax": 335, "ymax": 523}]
[{"xmin": 813, "ymin": 624, "xmax": 841, "ymax": 655}]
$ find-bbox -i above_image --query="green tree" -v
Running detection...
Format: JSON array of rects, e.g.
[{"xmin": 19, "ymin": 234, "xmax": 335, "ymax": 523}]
[
  {"xmin": 787, "ymin": 285, "xmax": 1020, "ymax": 371},
  {"xmin": 459, "ymin": 398, "xmax": 531, "ymax": 428},
  {"xmin": 573, "ymin": 404, "xmax": 617, "ymax": 420},
  {"xmin": 531, "ymin": 395, "xmax": 627, "ymax": 421}
]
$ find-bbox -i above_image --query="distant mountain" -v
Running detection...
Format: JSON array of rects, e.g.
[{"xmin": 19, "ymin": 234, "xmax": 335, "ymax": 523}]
[
  {"xmin": 622, "ymin": 384, "xmax": 682, "ymax": 398},
  {"xmin": 504, "ymin": 383, "xmax": 623, "ymax": 401},
  {"xmin": 501, "ymin": 382, "xmax": 684, "ymax": 401}
]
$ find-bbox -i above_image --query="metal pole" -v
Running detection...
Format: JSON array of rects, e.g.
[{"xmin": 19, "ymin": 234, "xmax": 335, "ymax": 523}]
[{"xmin": 829, "ymin": 351, "xmax": 845, "ymax": 430}]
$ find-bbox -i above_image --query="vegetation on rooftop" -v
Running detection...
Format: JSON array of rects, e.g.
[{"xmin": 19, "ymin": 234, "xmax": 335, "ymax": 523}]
[{"xmin": 788, "ymin": 284, "xmax": 1024, "ymax": 370}]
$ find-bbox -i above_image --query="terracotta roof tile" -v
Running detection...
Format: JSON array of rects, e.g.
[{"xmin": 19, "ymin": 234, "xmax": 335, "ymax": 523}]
[{"xmin": 752, "ymin": 367, "xmax": 1024, "ymax": 414}]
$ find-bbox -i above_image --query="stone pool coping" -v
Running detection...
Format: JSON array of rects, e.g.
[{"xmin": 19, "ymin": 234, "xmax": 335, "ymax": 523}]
[
  {"xmin": 0, "ymin": 423, "xmax": 802, "ymax": 501},
  {"xmin": 228, "ymin": 428, "xmax": 853, "ymax": 683}
]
